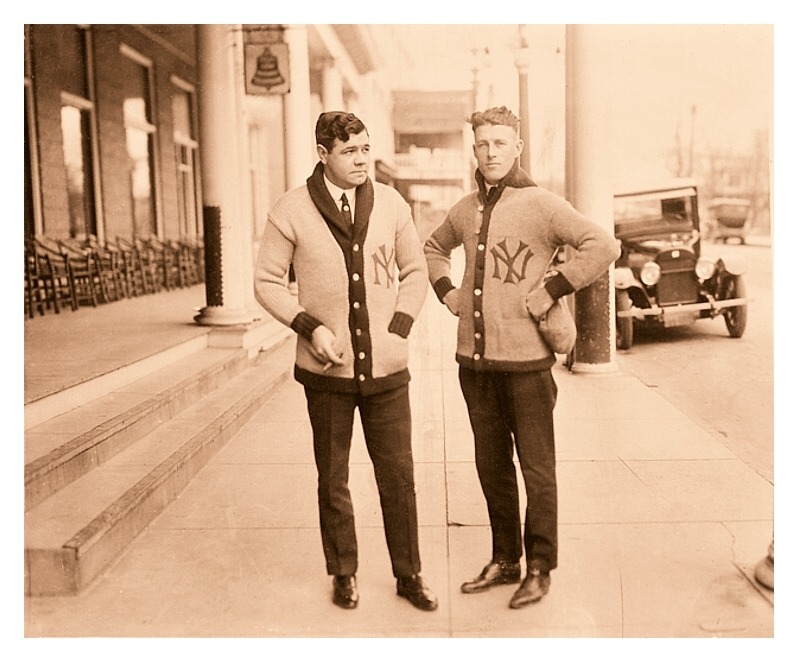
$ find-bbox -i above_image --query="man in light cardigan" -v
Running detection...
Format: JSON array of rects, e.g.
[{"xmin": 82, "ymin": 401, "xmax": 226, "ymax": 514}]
[
  {"xmin": 424, "ymin": 106, "xmax": 619, "ymax": 609},
  {"xmin": 254, "ymin": 111, "xmax": 437, "ymax": 612}
]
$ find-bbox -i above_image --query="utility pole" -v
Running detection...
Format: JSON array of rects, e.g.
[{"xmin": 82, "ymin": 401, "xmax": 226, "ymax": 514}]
[{"xmin": 688, "ymin": 103, "xmax": 697, "ymax": 177}]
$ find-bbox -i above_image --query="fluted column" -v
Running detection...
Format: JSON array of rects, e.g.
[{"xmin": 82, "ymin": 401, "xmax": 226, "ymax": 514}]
[
  {"xmin": 565, "ymin": 25, "xmax": 617, "ymax": 372},
  {"xmin": 194, "ymin": 24, "xmax": 255, "ymax": 326}
]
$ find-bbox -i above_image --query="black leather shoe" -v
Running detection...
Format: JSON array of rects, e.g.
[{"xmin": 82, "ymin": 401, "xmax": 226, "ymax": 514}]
[
  {"xmin": 461, "ymin": 560, "xmax": 522, "ymax": 594},
  {"xmin": 332, "ymin": 575, "xmax": 358, "ymax": 609},
  {"xmin": 509, "ymin": 566, "xmax": 550, "ymax": 609},
  {"xmin": 396, "ymin": 574, "xmax": 439, "ymax": 611}
]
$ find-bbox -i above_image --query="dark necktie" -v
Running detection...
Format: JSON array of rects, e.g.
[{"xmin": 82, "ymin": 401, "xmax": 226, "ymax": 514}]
[{"xmin": 341, "ymin": 193, "xmax": 352, "ymax": 224}]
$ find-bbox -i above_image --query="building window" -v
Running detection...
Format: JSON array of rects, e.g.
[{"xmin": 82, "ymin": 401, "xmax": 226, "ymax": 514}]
[
  {"xmin": 170, "ymin": 77, "xmax": 201, "ymax": 239},
  {"xmin": 60, "ymin": 95, "xmax": 97, "ymax": 238},
  {"xmin": 120, "ymin": 44, "xmax": 158, "ymax": 238}
]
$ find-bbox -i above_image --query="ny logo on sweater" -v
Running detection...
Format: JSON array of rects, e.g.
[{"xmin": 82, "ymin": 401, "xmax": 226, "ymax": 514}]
[
  {"xmin": 372, "ymin": 244, "xmax": 396, "ymax": 287},
  {"xmin": 490, "ymin": 238, "xmax": 534, "ymax": 284}
]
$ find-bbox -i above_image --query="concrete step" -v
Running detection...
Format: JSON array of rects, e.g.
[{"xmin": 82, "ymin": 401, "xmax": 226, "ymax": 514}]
[
  {"xmin": 24, "ymin": 347, "xmax": 249, "ymax": 511},
  {"xmin": 24, "ymin": 336, "xmax": 295, "ymax": 596},
  {"xmin": 24, "ymin": 317, "xmax": 290, "ymax": 511}
]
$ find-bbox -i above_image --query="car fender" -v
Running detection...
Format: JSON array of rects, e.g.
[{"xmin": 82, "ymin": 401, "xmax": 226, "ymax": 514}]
[
  {"xmin": 613, "ymin": 266, "xmax": 637, "ymax": 290},
  {"xmin": 717, "ymin": 255, "xmax": 747, "ymax": 276}
]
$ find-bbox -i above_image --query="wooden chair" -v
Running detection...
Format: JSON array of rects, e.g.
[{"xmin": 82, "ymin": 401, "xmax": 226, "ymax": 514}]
[
  {"xmin": 83, "ymin": 235, "xmax": 124, "ymax": 303},
  {"xmin": 193, "ymin": 238, "xmax": 205, "ymax": 283},
  {"xmin": 54, "ymin": 238, "xmax": 99, "ymax": 308},
  {"xmin": 25, "ymin": 240, "xmax": 47, "ymax": 317},
  {"xmin": 30, "ymin": 238, "xmax": 77, "ymax": 313},
  {"xmin": 116, "ymin": 237, "xmax": 155, "ymax": 295},
  {"xmin": 145, "ymin": 236, "xmax": 181, "ymax": 290},
  {"xmin": 178, "ymin": 238, "xmax": 203, "ymax": 286}
]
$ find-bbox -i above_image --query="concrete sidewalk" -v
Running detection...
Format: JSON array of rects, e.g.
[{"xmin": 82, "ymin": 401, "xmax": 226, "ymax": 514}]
[{"xmin": 23, "ymin": 295, "xmax": 774, "ymax": 638}]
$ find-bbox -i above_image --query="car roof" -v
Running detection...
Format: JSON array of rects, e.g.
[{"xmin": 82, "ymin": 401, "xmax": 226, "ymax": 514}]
[
  {"xmin": 708, "ymin": 197, "xmax": 750, "ymax": 207},
  {"xmin": 614, "ymin": 177, "xmax": 699, "ymax": 199}
]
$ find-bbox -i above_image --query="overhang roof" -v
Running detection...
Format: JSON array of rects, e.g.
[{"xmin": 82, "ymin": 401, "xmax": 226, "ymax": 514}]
[{"xmin": 392, "ymin": 89, "xmax": 473, "ymax": 134}]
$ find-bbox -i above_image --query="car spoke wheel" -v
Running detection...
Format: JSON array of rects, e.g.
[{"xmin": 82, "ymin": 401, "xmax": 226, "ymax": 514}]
[
  {"xmin": 616, "ymin": 291, "xmax": 634, "ymax": 350},
  {"xmin": 722, "ymin": 275, "xmax": 747, "ymax": 338}
]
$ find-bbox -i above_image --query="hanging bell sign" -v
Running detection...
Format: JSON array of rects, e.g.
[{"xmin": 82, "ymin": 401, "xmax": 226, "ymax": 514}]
[{"xmin": 243, "ymin": 25, "xmax": 290, "ymax": 96}]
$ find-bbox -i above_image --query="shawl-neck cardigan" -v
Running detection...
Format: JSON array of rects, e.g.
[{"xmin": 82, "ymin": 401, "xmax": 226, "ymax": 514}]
[
  {"xmin": 254, "ymin": 162, "xmax": 428, "ymax": 395},
  {"xmin": 424, "ymin": 166, "xmax": 620, "ymax": 372}
]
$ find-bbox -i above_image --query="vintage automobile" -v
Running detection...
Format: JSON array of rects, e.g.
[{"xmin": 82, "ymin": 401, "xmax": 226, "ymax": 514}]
[
  {"xmin": 613, "ymin": 178, "xmax": 748, "ymax": 350},
  {"xmin": 705, "ymin": 196, "xmax": 752, "ymax": 244}
]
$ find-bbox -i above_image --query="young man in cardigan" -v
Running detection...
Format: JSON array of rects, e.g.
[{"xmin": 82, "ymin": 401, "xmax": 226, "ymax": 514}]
[
  {"xmin": 424, "ymin": 106, "xmax": 619, "ymax": 609},
  {"xmin": 254, "ymin": 111, "xmax": 437, "ymax": 612}
]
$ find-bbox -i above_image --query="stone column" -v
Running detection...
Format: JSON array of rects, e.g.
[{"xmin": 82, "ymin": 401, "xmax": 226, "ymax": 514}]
[
  {"xmin": 282, "ymin": 25, "xmax": 314, "ymax": 190},
  {"xmin": 194, "ymin": 24, "xmax": 255, "ymax": 326},
  {"xmin": 565, "ymin": 25, "xmax": 617, "ymax": 373}
]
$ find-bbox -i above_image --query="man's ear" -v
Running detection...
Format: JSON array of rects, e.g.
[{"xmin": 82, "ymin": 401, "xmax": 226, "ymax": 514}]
[
  {"xmin": 516, "ymin": 139, "xmax": 525, "ymax": 158},
  {"xmin": 317, "ymin": 144, "xmax": 328, "ymax": 163}
]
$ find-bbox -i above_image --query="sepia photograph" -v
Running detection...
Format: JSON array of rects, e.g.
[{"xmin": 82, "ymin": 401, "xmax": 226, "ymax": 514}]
[{"xmin": 16, "ymin": 8, "xmax": 789, "ymax": 655}]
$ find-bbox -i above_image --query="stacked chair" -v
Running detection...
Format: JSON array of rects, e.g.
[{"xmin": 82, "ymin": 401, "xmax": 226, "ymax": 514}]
[{"xmin": 24, "ymin": 234, "xmax": 205, "ymax": 318}]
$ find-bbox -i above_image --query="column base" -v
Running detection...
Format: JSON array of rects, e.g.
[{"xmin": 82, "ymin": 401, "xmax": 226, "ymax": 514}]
[
  {"xmin": 194, "ymin": 305, "xmax": 256, "ymax": 327},
  {"xmin": 569, "ymin": 360, "xmax": 619, "ymax": 375}
]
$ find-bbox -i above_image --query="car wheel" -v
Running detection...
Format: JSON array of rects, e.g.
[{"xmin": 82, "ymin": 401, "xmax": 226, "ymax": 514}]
[
  {"xmin": 722, "ymin": 275, "xmax": 747, "ymax": 338},
  {"xmin": 616, "ymin": 291, "xmax": 634, "ymax": 350}
]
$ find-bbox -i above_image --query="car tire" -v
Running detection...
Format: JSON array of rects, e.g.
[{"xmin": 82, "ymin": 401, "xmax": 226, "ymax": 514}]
[
  {"xmin": 616, "ymin": 291, "xmax": 634, "ymax": 350},
  {"xmin": 722, "ymin": 275, "xmax": 747, "ymax": 338}
]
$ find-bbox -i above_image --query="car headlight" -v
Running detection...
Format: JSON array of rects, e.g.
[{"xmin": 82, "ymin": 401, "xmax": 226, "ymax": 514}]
[
  {"xmin": 695, "ymin": 258, "xmax": 716, "ymax": 281},
  {"xmin": 614, "ymin": 266, "xmax": 635, "ymax": 289},
  {"xmin": 640, "ymin": 261, "xmax": 661, "ymax": 286}
]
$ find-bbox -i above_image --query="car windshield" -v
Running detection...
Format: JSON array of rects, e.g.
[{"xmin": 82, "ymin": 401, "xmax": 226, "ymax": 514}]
[{"xmin": 614, "ymin": 187, "xmax": 697, "ymax": 241}]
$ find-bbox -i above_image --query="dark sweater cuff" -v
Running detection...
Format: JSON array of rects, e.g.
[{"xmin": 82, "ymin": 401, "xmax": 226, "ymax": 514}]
[
  {"xmin": 544, "ymin": 272, "xmax": 575, "ymax": 300},
  {"xmin": 291, "ymin": 311, "xmax": 324, "ymax": 341},
  {"xmin": 388, "ymin": 312, "xmax": 414, "ymax": 338},
  {"xmin": 432, "ymin": 276, "xmax": 456, "ymax": 303}
]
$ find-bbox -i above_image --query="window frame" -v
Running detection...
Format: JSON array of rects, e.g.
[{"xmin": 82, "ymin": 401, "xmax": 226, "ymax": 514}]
[
  {"xmin": 170, "ymin": 74, "xmax": 203, "ymax": 240},
  {"xmin": 24, "ymin": 26, "xmax": 44, "ymax": 237},
  {"xmin": 119, "ymin": 42, "xmax": 163, "ymax": 238}
]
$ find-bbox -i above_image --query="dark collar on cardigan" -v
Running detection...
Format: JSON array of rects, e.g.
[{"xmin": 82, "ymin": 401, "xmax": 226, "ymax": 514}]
[
  {"xmin": 307, "ymin": 161, "xmax": 374, "ymax": 239},
  {"xmin": 476, "ymin": 164, "xmax": 537, "ymax": 206}
]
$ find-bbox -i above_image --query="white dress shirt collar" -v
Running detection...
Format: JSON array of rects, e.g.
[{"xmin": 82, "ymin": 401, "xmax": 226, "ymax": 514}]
[{"xmin": 323, "ymin": 174, "xmax": 356, "ymax": 211}]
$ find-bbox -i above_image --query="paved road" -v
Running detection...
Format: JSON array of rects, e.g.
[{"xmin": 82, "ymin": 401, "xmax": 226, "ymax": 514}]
[{"xmin": 616, "ymin": 240, "xmax": 774, "ymax": 483}]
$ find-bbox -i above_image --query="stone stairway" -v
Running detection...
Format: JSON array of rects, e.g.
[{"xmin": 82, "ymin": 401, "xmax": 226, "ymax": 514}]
[{"xmin": 24, "ymin": 319, "xmax": 294, "ymax": 596}]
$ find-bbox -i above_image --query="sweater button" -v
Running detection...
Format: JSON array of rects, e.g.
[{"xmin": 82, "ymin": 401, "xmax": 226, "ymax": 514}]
[
  {"xmin": 358, "ymin": 351, "xmax": 366, "ymax": 360},
  {"xmin": 474, "ymin": 310, "xmax": 481, "ymax": 318},
  {"xmin": 358, "ymin": 374, "xmax": 366, "ymax": 382},
  {"xmin": 473, "ymin": 353, "xmax": 481, "ymax": 360},
  {"xmin": 355, "ymin": 328, "xmax": 362, "ymax": 336},
  {"xmin": 475, "ymin": 332, "xmax": 481, "ymax": 339},
  {"xmin": 353, "ymin": 301, "xmax": 360, "ymax": 309},
  {"xmin": 478, "ymin": 244, "xmax": 485, "ymax": 251},
  {"xmin": 474, "ymin": 288, "xmax": 481, "ymax": 296},
  {"xmin": 353, "ymin": 244, "xmax": 360, "ymax": 252},
  {"xmin": 352, "ymin": 273, "xmax": 360, "ymax": 281}
]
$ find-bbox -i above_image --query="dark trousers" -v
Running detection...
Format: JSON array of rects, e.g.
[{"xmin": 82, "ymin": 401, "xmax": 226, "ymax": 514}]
[
  {"xmin": 458, "ymin": 366, "xmax": 559, "ymax": 571},
  {"xmin": 304, "ymin": 384, "xmax": 421, "ymax": 578}
]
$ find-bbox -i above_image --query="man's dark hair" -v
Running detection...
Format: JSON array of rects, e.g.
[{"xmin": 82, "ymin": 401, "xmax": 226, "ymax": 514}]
[
  {"xmin": 469, "ymin": 106, "xmax": 520, "ymax": 134},
  {"xmin": 315, "ymin": 111, "xmax": 368, "ymax": 151}
]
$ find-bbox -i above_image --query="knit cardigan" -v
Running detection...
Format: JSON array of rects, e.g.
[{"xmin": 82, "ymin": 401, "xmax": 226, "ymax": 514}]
[
  {"xmin": 424, "ymin": 166, "xmax": 620, "ymax": 372},
  {"xmin": 254, "ymin": 162, "xmax": 428, "ymax": 395}
]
